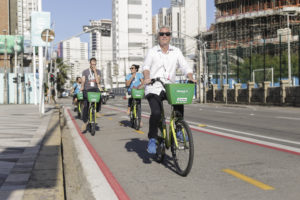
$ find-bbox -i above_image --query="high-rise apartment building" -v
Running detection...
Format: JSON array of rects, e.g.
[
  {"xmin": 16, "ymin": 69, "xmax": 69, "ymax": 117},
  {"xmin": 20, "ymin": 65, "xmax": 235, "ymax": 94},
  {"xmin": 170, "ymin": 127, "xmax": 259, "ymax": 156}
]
[
  {"xmin": 60, "ymin": 37, "xmax": 88, "ymax": 86},
  {"xmin": 112, "ymin": 0, "xmax": 152, "ymax": 88},
  {"xmin": 0, "ymin": 0, "xmax": 10, "ymax": 69},
  {"xmin": 89, "ymin": 19, "xmax": 113, "ymax": 89}
]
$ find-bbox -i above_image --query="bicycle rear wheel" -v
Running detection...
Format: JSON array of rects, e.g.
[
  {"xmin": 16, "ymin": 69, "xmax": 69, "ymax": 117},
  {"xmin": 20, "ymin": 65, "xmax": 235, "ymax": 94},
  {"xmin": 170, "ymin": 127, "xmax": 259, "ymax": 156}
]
[
  {"xmin": 134, "ymin": 117, "xmax": 140, "ymax": 130},
  {"xmin": 130, "ymin": 109, "xmax": 135, "ymax": 128},
  {"xmin": 155, "ymin": 136, "xmax": 166, "ymax": 163},
  {"xmin": 171, "ymin": 120, "xmax": 194, "ymax": 176}
]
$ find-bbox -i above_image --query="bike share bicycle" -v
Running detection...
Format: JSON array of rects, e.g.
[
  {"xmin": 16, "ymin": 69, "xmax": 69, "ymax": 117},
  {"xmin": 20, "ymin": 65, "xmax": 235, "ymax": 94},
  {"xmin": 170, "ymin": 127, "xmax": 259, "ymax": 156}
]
[
  {"xmin": 150, "ymin": 78, "xmax": 195, "ymax": 176},
  {"xmin": 86, "ymin": 92, "xmax": 101, "ymax": 136},
  {"xmin": 76, "ymin": 92, "xmax": 84, "ymax": 119},
  {"xmin": 130, "ymin": 88, "xmax": 144, "ymax": 130}
]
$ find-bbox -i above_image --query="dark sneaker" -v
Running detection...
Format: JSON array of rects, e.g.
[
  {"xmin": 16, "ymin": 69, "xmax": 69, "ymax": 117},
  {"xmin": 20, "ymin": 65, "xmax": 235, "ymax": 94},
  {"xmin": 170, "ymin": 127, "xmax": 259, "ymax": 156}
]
[{"xmin": 147, "ymin": 138, "xmax": 157, "ymax": 154}]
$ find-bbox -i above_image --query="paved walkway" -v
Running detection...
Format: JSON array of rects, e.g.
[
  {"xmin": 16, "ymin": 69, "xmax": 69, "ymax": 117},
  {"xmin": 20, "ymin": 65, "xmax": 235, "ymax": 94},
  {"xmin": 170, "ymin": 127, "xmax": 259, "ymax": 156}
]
[{"xmin": 0, "ymin": 104, "xmax": 63, "ymax": 200}]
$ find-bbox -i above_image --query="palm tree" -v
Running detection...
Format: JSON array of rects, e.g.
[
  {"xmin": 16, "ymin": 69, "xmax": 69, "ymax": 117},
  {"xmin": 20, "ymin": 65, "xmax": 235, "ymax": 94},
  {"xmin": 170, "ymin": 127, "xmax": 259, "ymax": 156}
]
[{"xmin": 55, "ymin": 58, "xmax": 71, "ymax": 97}]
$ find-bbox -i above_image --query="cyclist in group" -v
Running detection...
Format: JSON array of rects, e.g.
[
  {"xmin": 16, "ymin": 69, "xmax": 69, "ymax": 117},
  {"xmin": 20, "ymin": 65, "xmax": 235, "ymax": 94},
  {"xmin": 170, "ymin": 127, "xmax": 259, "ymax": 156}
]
[
  {"xmin": 125, "ymin": 64, "xmax": 144, "ymax": 118},
  {"xmin": 80, "ymin": 58, "xmax": 101, "ymax": 132},
  {"xmin": 71, "ymin": 77, "xmax": 82, "ymax": 110},
  {"xmin": 142, "ymin": 26, "xmax": 196, "ymax": 154}
]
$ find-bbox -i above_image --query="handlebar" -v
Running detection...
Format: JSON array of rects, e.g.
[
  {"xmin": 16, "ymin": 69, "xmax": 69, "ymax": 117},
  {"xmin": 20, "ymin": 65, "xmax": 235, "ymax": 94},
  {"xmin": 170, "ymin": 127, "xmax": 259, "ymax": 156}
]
[{"xmin": 149, "ymin": 78, "xmax": 195, "ymax": 87}]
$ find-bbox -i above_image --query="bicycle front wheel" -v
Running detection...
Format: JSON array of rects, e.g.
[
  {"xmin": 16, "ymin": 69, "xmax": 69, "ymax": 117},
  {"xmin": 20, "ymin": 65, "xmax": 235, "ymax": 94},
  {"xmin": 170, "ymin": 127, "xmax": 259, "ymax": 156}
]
[
  {"xmin": 171, "ymin": 120, "xmax": 194, "ymax": 177},
  {"xmin": 90, "ymin": 106, "xmax": 96, "ymax": 136},
  {"xmin": 77, "ymin": 101, "xmax": 82, "ymax": 119}
]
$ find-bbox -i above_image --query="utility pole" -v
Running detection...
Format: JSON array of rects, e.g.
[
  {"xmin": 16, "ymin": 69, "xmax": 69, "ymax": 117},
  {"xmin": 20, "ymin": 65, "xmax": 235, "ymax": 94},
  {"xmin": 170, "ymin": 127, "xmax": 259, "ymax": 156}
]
[
  {"xmin": 38, "ymin": 0, "xmax": 45, "ymax": 114},
  {"xmin": 287, "ymin": 13, "xmax": 292, "ymax": 86},
  {"xmin": 14, "ymin": 35, "xmax": 18, "ymax": 104},
  {"xmin": 3, "ymin": 30, "xmax": 8, "ymax": 104}
]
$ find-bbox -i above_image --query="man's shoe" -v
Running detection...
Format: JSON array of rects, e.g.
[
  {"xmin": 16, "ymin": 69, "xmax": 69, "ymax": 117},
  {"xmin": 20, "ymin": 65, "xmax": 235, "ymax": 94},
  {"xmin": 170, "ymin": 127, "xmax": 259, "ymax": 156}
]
[
  {"xmin": 81, "ymin": 122, "xmax": 88, "ymax": 132},
  {"xmin": 147, "ymin": 138, "xmax": 157, "ymax": 154}
]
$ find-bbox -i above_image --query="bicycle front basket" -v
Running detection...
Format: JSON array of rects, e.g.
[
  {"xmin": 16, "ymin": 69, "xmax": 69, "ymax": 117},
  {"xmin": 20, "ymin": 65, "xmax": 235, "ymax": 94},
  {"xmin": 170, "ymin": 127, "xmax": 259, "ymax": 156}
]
[
  {"xmin": 87, "ymin": 92, "xmax": 101, "ymax": 102},
  {"xmin": 131, "ymin": 89, "xmax": 144, "ymax": 99},
  {"xmin": 77, "ymin": 92, "xmax": 83, "ymax": 100},
  {"xmin": 165, "ymin": 84, "xmax": 195, "ymax": 105}
]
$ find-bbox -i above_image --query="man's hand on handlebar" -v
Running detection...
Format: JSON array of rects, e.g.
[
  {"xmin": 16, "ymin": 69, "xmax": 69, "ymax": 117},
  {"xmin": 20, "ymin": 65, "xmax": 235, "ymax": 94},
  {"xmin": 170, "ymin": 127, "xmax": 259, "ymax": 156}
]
[
  {"xmin": 144, "ymin": 78, "xmax": 151, "ymax": 85},
  {"xmin": 188, "ymin": 78, "xmax": 197, "ymax": 84}
]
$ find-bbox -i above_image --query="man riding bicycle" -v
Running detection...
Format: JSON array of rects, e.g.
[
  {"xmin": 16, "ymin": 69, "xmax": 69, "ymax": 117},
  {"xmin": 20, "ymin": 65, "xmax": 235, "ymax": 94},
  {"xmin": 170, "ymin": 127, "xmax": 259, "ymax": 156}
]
[
  {"xmin": 80, "ymin": 58, "xmax": 101, "ymax": 132},
  {"xmin": 142, "ymin": 26, "xmax": 196, "ymax": 154},
  {"xmin": 125, "ymin": 64, "xmax": 144, "ymax": 123},
  {"xmin": 71, "ymin": 77, "xmax": 82, "ymax": 110}
]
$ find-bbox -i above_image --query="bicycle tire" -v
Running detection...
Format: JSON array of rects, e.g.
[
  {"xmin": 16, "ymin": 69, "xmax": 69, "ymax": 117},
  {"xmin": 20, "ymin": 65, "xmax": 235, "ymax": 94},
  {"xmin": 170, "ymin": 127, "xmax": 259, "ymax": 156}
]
[
  {"xmin": 77, "ymin": 101, "xmax": 81, "ymax": 119},
  {"xmin": 155, "ymin": 137, "xmax": 166, "ymax": 163},
  {"xmin": 130, "ymin": 109, "xmax": 134, "ymax": 128},
  {"xmin": 90, "ymin": 106, "xmax": 96, "ymax": 136},
  {"xmin": 171, "ymin": 120, "xmax": 194, "ymax": 177},
  {"xmin": 134, "ymin": 117, "xmax": 139, "ymax": 130}
]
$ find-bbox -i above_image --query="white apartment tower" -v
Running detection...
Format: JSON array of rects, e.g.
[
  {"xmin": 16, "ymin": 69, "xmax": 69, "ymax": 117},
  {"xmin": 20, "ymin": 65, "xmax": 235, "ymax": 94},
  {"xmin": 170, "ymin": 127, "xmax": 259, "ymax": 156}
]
[
  {"xmin": 17, "ymin": 0, "xmax": 38, "ymax": 36},
  {"xmin": 112, "ymin": 0, "xmax": 152, "ymax": 88},
  {"xmin": 89, "ymin": 19, "xmax": 113, "ymax": 89},
  {"xmin": 61, "ymin": 37, "xmax": 88, "ymax": 86},
  {"xmin": 155, "ymin": 0, "xmax": 206, "ymax": 71}
]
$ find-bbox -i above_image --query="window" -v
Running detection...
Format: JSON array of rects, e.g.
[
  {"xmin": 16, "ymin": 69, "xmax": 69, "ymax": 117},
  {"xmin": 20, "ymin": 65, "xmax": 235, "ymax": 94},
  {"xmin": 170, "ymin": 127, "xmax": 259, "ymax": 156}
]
[
  {"xmin": 128, "ymin": 28, "xmax": 142, "ymax": 33},
  {"xmin": 128, "ymin": 0, "xmax": 142, "ymax": 5},
  {"xmin": 128, "ymin": 14, "xmax": 142, "ymax": 19},
  {"xmin": 128, "ymin": 42, "xmax": 143, "ymax": 47}
]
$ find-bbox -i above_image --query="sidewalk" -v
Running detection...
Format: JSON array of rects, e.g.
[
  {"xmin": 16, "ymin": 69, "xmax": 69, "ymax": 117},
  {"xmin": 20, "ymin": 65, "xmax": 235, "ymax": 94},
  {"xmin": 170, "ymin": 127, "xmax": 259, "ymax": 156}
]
[{"xmin": 0, "ymin": 104, "xmax": 64, "ymax": 200}]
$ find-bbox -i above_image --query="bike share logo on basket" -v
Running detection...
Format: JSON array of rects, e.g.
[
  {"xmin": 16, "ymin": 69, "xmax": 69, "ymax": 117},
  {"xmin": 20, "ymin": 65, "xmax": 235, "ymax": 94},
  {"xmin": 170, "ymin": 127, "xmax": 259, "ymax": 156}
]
[
  {"xmin": 176, "ymin": 97, "xmax": 188, "ymax": 103},
  {"xmin": 176, "ymin": 89, "xmax": 189, "ymax": 103}
]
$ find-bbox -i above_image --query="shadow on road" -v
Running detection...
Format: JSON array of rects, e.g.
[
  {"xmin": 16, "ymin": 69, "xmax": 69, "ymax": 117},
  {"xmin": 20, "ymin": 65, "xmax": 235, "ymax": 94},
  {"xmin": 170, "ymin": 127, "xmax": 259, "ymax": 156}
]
[
  {"xmin": 119, "ymin": 120, "xmax": 132, "ymax": 128},
  {"xmin": 124, "ymin": 138, "xmax": 178, "ymax": 174},
  {"xmin": 125, "ymin": 138, "xmax": 152, "ymax": 164}
]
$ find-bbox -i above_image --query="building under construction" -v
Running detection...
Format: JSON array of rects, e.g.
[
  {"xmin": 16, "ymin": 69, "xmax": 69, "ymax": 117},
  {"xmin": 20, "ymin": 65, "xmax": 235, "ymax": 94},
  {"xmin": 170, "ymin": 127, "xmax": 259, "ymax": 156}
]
[{"xmin": 207, "ymin": 0, "xmax": 300, "ymax": 49}]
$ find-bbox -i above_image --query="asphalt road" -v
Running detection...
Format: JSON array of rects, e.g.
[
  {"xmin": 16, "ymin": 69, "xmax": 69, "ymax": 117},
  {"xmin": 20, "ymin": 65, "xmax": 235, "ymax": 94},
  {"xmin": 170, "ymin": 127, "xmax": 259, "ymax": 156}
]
[{"xmin": 61, "ymin": 96, "xmax": 300, "ymax": 200}]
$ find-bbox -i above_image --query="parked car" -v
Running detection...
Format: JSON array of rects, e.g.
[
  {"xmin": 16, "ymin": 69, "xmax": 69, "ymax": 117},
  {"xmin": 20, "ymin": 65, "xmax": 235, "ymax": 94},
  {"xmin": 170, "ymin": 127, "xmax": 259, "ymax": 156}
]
[{"xmin": 108, "ymin": 90, "xmax": 115, "ymax": 99}]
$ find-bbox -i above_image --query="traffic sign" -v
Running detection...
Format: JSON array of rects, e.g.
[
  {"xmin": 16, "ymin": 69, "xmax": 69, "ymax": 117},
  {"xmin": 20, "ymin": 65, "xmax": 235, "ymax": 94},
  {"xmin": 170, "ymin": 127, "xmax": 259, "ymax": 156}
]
[{"xmin": 41, "ymin": 29, "xmax": 55, "ymax": 42}]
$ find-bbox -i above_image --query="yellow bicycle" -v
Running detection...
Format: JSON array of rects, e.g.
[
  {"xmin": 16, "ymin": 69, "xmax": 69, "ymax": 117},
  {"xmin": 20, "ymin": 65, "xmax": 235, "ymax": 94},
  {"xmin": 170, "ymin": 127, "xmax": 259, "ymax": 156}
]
[{"xmin": 151, "ymin": 78, "xmax": 195, "ymax": 176}]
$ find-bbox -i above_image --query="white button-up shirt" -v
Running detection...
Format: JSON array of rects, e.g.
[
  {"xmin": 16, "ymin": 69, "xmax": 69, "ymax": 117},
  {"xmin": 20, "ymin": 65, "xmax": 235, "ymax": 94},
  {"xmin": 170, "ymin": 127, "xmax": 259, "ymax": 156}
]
[{"xmin": 142, "ymin": 44, "xmax": 193, "ymax": 96}]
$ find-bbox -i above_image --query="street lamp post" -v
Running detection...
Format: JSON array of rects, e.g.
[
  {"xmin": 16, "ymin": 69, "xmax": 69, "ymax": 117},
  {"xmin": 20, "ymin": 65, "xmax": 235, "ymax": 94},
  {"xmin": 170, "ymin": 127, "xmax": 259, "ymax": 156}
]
[
  {"xmin": 281, "ymin": 9, "xmax": 298, "ymax": 86},
  {"xmin": 173, "ymin": 31, "xmax": 206, "ymax": 103}
]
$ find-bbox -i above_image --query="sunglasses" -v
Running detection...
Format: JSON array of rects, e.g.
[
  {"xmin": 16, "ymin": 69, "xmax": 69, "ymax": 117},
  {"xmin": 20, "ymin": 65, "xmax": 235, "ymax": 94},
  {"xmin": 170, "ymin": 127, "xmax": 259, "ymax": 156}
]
[
  {"xmin": 130, "ymin": 67, "xmax": 135, "ymax": 70},
  {"xmin": 159, "ymin": 32, "xmax": 171, "ymax": 37}
]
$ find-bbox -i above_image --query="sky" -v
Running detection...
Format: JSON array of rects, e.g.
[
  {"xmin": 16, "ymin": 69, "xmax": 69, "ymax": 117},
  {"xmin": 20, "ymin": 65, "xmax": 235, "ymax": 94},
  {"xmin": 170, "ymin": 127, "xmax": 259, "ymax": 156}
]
[{"xmin": 43, "ymin": 0, "xmax": 215, "ymax": 45}]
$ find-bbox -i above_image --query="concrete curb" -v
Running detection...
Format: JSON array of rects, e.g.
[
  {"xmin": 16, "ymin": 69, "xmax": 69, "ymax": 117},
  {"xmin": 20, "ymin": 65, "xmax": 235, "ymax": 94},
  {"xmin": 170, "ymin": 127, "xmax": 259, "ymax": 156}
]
[{"xmin": 63, "ymin": 107, "xmax": 118, "ymax": 200}]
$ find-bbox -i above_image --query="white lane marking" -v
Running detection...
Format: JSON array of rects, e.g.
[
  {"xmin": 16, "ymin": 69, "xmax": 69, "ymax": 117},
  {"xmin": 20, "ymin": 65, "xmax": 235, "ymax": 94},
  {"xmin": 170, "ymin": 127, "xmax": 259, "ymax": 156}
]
[
  {"xmin": 276, "ymin": 116, "xmax": 300, "ymax": 121},
  {"xmin": 191, "ymin": 125, "xmax": 300, "ymax": 154},
  {"xmin": 186, "ymin": 120, "xmax": 300, "ymax": 146},
  {"xmin": 215, "ymin": 111, "xmax": 233, "ymax": 114}
]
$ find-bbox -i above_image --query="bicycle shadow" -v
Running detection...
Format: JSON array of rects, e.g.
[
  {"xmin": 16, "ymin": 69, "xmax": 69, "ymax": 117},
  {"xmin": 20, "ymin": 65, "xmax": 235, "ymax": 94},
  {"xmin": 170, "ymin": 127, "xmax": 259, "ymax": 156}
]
[
  {"xmin": 125, "ymin": 138, "xmax": 152, "ymax": 164},
  {"xmin": 119, "ymin": 120, "xmax": 132, "ymax": 128},
  {"xmin": 124, "ymin": 138, "xmax": 178, "ymax": 174}
]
